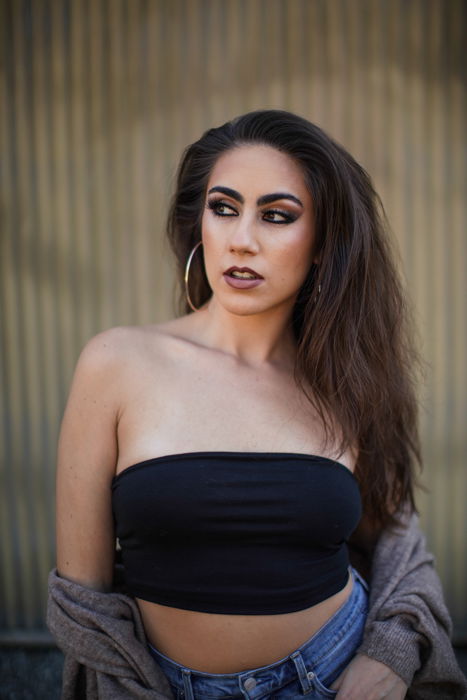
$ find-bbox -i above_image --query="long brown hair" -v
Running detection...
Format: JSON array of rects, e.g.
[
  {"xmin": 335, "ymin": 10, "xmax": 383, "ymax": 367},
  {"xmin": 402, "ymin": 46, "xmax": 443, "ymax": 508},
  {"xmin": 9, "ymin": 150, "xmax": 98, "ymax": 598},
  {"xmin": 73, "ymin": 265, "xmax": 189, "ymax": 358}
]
[{"xmin": 167, "ymin": 110, "xmax": 422, "ymax": 527}]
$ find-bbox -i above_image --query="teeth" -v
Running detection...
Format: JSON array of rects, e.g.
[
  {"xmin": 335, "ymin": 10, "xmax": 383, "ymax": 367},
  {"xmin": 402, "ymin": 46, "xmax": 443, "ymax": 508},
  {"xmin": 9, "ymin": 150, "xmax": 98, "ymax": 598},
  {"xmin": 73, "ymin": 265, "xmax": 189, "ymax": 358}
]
[{"xmin": 231, "ymin": 270, "xmax": 256, "ymax": 279}]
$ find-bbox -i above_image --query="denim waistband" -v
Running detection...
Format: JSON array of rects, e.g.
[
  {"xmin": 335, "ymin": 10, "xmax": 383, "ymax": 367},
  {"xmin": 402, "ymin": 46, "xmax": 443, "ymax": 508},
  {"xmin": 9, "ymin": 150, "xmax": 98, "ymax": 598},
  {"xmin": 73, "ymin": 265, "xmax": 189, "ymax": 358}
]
[{"xmin": 148, "ymin": 567, "xmax": 369, "ymax": 699}]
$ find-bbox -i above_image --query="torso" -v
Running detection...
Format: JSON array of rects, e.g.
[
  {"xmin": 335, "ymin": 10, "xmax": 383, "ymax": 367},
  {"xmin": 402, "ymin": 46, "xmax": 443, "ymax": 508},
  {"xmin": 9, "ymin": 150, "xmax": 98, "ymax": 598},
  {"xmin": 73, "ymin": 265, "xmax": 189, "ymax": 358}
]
[{"xmin": 113, "ymin": 317, "xmax": 357, "ymax": 673}]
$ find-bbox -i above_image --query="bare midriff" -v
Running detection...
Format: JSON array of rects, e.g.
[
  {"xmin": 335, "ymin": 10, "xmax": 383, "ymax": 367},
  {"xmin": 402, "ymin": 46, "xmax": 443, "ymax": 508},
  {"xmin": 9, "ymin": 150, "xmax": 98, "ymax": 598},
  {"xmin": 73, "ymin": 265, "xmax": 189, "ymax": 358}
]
[{"xmin": 137, "ymin": 572, "xmax": 353, "ymax": 673}]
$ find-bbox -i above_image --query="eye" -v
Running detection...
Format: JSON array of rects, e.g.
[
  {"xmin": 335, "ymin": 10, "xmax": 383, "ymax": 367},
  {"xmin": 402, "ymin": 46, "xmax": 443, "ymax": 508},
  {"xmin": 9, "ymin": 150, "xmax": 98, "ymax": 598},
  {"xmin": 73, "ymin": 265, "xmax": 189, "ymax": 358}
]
[
  {"xmin": 206, "ymin": 199, "xmax": 238, "ymax": 217},
  {"xmin": 262, "ymin": 209, "xmax": 297, "ymax": 224}
]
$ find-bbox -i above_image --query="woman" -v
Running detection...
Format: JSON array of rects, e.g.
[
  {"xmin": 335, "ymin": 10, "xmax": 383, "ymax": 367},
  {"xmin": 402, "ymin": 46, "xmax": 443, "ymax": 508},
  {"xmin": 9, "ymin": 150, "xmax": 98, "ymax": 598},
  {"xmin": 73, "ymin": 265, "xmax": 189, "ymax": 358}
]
[{"xmin": 48, "ymin": 110, "xmax": 465, "ymax": 699}]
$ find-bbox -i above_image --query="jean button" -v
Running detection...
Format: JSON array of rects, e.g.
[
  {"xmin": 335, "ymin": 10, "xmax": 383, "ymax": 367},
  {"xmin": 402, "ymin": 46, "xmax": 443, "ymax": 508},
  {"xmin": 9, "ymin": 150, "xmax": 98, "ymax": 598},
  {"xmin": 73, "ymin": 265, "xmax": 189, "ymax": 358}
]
[
  {"xmin": 307, "ymin": 671, "xmax": 315, "ymax": 680},
  {"xmin": 244, "ymin": 676, "xmax": 257, "ymax": 691}
]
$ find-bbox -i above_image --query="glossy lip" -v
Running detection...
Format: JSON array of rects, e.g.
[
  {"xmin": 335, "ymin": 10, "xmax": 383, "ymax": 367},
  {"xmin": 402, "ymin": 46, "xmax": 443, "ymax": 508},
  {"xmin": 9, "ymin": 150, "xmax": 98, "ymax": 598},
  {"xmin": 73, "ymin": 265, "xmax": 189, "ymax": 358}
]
[
  {"xmin": 223, "ymin": 274, "xmax": 264, "ymax": 289},
  {"xmin": 224, "ymin": 266, "xmax": 264, "ymax": 279}
]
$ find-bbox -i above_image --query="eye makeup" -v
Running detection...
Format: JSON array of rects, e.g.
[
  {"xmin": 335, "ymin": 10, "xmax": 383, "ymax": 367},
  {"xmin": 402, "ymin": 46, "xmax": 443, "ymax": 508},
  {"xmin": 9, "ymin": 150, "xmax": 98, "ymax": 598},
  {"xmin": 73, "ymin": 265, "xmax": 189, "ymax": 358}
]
[
  {"xmin": 206, "ymin": 198, "xmax": 299, "ymax": 225},
  {"xmin": 206, "ymin": 199, "xmax": 237, "ymax": 216},
  {"xmin": 261, "ymin": 209, "xmax": 298, "ymax": 224},
  {"xmin": 207, "ymin": 186, "xmax": 304, "ymax": 209}
]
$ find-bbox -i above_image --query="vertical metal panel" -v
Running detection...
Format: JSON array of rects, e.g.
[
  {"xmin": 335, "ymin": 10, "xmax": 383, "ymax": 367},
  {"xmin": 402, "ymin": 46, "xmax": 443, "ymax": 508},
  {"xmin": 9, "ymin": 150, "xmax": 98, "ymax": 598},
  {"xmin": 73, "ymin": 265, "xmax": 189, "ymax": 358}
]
[{"xmin": 1, "ymin": 0, "xmax": 465, "ymax": 638}]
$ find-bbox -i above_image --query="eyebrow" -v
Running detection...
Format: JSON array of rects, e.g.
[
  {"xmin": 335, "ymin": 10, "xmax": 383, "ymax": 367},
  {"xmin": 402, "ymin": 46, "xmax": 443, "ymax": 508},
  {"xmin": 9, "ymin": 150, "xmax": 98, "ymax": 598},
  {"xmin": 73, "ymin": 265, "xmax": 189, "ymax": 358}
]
[{"xmin": 207, "ymin": 186, "xmax": 303, "ymax": 208}]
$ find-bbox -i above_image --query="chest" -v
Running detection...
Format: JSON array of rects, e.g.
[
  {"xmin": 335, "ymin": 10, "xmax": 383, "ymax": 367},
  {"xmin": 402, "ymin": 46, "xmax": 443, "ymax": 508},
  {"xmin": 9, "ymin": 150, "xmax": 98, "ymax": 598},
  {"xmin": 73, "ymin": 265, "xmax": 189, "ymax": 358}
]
[
  {"xmin": 117, "ymin": 348, "xmax": 326, "ymax": 470},
  {"xmin": 113, "ymin": 453, "xmax": 361, "ymax": 548}
]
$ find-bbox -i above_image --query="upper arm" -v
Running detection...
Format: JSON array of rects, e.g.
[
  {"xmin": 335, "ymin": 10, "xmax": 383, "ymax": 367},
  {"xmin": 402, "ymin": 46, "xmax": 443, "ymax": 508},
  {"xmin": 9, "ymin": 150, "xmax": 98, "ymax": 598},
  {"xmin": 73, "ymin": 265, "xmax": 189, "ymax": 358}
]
[{"xmin": 56, "ymin": 330, "xmax": 125, "ymax": 591}]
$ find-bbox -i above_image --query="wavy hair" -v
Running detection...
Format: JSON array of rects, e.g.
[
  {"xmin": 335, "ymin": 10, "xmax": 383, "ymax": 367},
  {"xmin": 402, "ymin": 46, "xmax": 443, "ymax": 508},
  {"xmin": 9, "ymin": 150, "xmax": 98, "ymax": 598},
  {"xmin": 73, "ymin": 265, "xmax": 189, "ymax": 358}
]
[{"xmin": 167, "ymin": 110, "xmax": 422, "ymax": 527}]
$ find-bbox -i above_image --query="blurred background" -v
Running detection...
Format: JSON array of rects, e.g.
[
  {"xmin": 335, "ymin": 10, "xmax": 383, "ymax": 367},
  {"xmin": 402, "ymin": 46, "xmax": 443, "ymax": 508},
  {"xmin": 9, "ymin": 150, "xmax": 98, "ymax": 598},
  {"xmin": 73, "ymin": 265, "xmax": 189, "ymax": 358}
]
[{"xmin": 1, "ymin": 0, "xmax": 465, "ymax": 695}]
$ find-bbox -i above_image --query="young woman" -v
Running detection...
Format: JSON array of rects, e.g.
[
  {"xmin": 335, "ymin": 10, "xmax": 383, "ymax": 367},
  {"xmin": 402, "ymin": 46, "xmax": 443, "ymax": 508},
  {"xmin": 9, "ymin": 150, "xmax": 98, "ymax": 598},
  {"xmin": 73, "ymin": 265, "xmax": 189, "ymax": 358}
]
[{"xmin": 49, "ymin": 111, "xmax": 465, "ymax": 699}]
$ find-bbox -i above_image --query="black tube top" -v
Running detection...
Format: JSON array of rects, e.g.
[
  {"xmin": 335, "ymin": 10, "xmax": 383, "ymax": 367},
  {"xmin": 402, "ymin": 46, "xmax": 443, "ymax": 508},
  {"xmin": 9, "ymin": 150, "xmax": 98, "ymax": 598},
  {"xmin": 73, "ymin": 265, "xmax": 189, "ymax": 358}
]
[{"xmin": 111, "ymin": 451, "xmax": 362, "ymax": 614}]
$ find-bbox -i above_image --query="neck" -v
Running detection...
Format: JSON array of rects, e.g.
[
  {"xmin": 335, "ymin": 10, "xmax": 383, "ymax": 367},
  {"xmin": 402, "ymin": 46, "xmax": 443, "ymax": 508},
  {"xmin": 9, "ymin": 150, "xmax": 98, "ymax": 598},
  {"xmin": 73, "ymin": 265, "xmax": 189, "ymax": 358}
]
[{"xmin": 193, "ymin": 297, "xmax": 298, "ymax": 368}]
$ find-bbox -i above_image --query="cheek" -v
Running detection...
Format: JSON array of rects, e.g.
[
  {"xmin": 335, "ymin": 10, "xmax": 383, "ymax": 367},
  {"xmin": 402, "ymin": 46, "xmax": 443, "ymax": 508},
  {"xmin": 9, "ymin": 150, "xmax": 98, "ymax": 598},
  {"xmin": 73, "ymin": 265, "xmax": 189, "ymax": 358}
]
[
  {"xmin": 201, "ymin": 217, "xmax": 224, "ymax": 278},
  {"xmin": 274, "ymin": 231, "xmax": 315, "ymax": 276},
  {"xmin": 201, "ymin": 210, "xmax": 223, "ymax": 244},
  {"xmin": 202, "ymin": 231, "xmax": 220, "ymax": 252},
  {"xmin": 295, "ymin": 225, "xmax": 316, "ymax": 272}
]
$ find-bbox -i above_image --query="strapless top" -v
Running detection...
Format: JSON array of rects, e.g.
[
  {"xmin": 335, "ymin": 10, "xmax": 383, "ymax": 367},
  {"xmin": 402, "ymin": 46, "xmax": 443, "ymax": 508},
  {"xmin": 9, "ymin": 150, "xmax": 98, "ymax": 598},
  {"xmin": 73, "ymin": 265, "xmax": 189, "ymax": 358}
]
[{"xmin": 112, "ymin": 451, "xmax": 362, "ymax": 614}]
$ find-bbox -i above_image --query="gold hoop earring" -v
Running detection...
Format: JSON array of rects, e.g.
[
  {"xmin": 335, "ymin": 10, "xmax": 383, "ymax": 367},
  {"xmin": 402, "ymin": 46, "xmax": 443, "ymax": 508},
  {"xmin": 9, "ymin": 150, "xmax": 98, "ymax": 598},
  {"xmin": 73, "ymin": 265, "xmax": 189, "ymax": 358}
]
[{"xmin": 184, "ymin": 240, "xmax": 203, "ymax": 312}]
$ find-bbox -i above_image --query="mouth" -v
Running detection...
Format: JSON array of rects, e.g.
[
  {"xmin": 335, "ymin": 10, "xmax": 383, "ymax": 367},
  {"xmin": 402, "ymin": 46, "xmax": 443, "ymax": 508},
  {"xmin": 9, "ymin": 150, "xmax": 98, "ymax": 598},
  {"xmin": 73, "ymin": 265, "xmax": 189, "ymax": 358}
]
[
  {"xmin": 224, "ymin": 266, "xmax": 264, "ymax": 280},
  {"xmin": 223, "ymin": 266, "xmax": 264, "ymax": 291}
]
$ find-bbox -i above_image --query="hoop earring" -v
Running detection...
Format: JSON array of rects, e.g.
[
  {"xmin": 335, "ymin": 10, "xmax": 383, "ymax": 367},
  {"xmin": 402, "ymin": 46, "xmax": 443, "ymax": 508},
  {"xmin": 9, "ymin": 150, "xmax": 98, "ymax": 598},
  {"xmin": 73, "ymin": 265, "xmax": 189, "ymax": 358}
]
[{"xmin": 184, "ymin": 240, "xmax": 203, "ymax": 312}]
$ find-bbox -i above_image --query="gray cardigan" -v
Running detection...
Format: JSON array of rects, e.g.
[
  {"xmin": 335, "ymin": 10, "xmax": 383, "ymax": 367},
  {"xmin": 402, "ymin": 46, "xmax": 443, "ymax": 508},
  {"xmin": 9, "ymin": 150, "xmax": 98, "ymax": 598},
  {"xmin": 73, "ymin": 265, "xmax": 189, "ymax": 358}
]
[{"xmin": 47, "ymin": 512, "xmax": 467, "ymax": 699}]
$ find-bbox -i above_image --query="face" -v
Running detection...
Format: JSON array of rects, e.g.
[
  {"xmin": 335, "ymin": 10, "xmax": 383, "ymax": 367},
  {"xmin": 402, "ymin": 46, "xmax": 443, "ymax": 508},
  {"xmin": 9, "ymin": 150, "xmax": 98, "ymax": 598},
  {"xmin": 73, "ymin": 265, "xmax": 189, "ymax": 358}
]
[{"xmin": 201, "ymin": 144, "xmax": 317, "ymax": 317}]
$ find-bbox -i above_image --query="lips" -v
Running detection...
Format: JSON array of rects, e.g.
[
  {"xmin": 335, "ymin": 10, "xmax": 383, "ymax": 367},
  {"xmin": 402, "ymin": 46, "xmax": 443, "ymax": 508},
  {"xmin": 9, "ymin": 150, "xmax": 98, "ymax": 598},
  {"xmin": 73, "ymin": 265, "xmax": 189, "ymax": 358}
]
[
  {"xmin": 224, "ymin": 266, "xmax": 264, "ymax": 279},
  {"xmin": 223, "ymin": 266, "xmax": 264, "ymax": 290}
]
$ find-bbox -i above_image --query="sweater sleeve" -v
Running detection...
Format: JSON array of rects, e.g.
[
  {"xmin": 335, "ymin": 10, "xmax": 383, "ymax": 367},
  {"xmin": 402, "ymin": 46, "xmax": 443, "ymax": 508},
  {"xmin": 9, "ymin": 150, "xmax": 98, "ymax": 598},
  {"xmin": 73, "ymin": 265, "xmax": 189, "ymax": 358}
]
[
  {"xmin": 354, "ymin": 513, "xmax": 467, "ymax": 698},
  {"xmin": 47, "ymin": 569, "xmax": 174, "ymax": 700}
]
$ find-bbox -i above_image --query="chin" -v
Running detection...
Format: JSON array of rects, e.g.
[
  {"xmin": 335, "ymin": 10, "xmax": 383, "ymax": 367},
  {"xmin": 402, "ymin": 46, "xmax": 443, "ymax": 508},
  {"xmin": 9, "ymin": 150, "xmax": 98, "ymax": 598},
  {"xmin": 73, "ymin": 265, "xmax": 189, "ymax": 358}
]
[
  {"xmin": 218, "ymin": 294, "xmax": 293, "ymax": 318},
  {"xmin": 220, "ymin": 301, "xmax": 263, "ymax": 316}
]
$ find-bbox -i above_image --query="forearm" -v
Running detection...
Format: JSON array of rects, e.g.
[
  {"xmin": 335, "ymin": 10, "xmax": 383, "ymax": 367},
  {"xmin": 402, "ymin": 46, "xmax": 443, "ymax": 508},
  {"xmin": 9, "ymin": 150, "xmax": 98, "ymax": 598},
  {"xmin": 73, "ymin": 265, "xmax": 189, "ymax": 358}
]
[{"xmin": 354, "ymin": 512, "xmax": 466, "ymax": 695}]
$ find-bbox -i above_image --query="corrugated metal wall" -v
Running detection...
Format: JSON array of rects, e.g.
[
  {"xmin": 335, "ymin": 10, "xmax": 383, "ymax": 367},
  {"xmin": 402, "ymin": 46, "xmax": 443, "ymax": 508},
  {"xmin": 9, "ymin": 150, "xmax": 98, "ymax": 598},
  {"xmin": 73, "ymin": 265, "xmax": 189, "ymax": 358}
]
[{"xmin": 1, "ymin": 0, "xmax": 465, "ymax": 639}]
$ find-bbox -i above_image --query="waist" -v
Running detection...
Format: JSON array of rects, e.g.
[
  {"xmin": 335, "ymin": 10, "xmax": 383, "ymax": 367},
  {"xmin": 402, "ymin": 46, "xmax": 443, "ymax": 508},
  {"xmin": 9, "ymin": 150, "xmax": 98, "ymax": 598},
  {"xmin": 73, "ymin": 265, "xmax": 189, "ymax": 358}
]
[{"xmin": 139, "ymin": 569, "xmax": 362, "ymax": 673}]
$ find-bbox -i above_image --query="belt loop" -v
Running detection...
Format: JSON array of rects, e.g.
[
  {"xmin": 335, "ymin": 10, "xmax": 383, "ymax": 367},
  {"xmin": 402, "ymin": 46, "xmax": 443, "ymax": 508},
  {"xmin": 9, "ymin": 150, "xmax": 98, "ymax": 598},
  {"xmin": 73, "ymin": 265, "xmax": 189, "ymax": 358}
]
[
  {"xmin": 181, "ymin": 668, "xmax": 195, "ymax": 700},
  {"xmin": 290, "ymin": 650, "xmax": 314, "ymax": 694}
]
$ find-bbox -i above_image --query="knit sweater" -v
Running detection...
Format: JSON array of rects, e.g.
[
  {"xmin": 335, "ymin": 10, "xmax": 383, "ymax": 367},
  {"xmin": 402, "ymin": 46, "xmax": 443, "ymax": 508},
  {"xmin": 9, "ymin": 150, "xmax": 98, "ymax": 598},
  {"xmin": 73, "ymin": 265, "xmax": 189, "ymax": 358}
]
[
  {"xmin": 47, "ymin": 512, "xmax": 467, "ymax": 699},
  {"xmin": 351, "ymin": 512, "xmax": 466, "ymax": 698}
]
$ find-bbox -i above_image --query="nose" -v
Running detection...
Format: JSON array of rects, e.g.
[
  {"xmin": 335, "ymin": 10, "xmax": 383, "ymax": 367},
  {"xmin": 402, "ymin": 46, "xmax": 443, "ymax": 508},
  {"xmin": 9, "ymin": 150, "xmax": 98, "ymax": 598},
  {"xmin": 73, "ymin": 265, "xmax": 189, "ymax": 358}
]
[{"xmin": 228, "ymin": 217, "xmax": 260, "ymax": 255}]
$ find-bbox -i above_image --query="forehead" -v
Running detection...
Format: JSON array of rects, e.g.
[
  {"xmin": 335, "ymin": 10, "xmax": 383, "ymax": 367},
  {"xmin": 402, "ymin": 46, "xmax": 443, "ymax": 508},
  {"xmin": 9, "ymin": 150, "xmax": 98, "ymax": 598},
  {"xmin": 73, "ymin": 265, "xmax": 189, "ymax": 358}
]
[{"xmin": 207, "ymin": 145, "xmax": 308, "ymax": 195}]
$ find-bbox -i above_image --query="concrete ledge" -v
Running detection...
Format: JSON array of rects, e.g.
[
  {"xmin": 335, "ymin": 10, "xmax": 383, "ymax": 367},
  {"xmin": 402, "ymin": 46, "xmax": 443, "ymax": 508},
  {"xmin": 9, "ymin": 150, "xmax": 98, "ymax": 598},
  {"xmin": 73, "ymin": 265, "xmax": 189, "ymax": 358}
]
[
  {"xmin": 0, "ymin": 647, "xmax": 64, "ymax": 700},
  {"xmin": 0, "ymin": 630, "xmax": 56, "ymax": 648}
]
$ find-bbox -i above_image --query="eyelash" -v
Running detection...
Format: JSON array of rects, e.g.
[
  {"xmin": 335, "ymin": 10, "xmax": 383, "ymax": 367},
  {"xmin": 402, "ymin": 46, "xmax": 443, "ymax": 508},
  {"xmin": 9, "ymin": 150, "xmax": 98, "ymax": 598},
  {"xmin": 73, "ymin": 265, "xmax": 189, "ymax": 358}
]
[{"xmin": 206, "ymin": 199, "xmax": 297, "ymax": 224}]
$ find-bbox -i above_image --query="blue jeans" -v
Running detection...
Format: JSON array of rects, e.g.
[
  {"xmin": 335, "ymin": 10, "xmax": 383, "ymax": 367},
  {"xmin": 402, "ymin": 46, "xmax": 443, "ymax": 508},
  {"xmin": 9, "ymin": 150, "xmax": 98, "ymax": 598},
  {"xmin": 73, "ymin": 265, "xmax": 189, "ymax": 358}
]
[{"xmin": 148, "ymin": 568, "xmax": 369, "ymax": 699}]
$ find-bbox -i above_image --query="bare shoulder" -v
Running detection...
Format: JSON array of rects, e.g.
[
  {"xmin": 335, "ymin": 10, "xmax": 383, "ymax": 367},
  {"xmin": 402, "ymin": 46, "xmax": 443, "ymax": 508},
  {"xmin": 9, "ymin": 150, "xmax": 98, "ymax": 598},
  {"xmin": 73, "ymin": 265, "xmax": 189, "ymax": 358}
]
[
  {"xmin": 136, "ymin": 315, "xmax": 206, "ymax": 362},
  {"xmin": 75, "ymin": 317, "xmax": 199, "ymax": 390},
  {"xmin": 78, "ymin": 325, "xmax": 147, "ymax": 364},
  {"xmin": 75, "ymin": 323, "xmax": 168, "ymax": 374},
  {"xmin": 148, "ymin": 314, "xmax": 201, "ymax": 346},
  {"xmin": 62, "ymin": 326, "xmax": 154, "ymax": 433}
]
